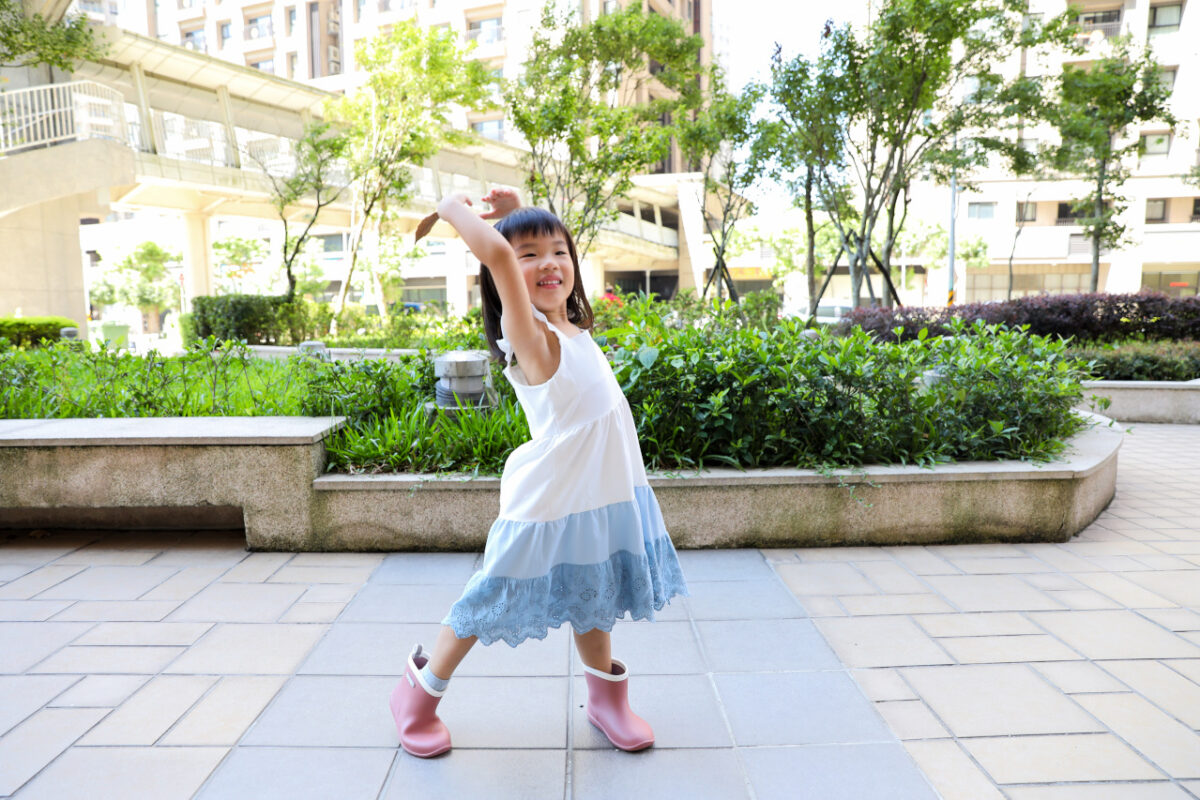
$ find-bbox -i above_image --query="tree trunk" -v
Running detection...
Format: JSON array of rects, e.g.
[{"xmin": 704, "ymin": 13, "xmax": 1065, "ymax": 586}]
[
  {"xmin": 805, "ymin": 169, "xmax": 817, "ymax": 317},
  {"xmin": 1091, "ymin": 164, "xmax": 1105, "ymax": 293}
]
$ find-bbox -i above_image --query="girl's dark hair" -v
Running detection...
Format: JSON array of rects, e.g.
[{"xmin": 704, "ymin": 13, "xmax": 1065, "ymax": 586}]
[{"xmin": 478, "ymin": 206, "xmax": 595, "ymax": 363}]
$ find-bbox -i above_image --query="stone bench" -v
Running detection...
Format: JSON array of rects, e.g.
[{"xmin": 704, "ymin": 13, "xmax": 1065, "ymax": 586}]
[
  {"xmin": 0, "ymin": 417, "xmax": 345, "ymax": 550},
  {"xmin": 1083, "ymin": 380, "xmax": 1200, "ymax": 424}
]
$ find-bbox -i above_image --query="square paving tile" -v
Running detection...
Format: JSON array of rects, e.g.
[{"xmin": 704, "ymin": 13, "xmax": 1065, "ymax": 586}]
[
  {"xmin": 162, "ymin": 623, "xmax": 327, "ymax": 675},
  {"xmin": 713, "ymin": 671, "xmax": 892, "ymax": 746},
  {"xmin": 684, "ymin": 579, "xmax": 806, "ymax": 620},
  {"xmin": 35, "ymin": 566, "xmax": 179, "ymax": 600},
  {"xmin": 196, "ymin": 746, "xmax": 395, "ymax": 800},
  {"xmin": 675, "ymin": 549, "xmax": 775, "ymax": 581},
  {"xmin": 168, "ymin": 583, "xmax": 307, "ymax": 623},
  {"xmin": 1029, "ymin": 610, "xmax": 1200, "ymax": 659},
  {"xmin": 741, "ymin": 743, "xmax": 938, "ymax": 800},
  {"xmin": 339, "ymin": 583, "xmax": 470, "ymax": 623},
  {"xmin": 10, "ymin": 744, "xmax": 228, "ymax": 800},
  {"xmin": 900, "ymin": 664, "xmax": 1104, "ymax": 737},
  {"xmin": 695, "ymin": 619, "xmax": 841, "ymax": 672},
  {"xmin": 963, "ymin": 733, "xmax": 1164, "ymax": 783},
  {"xmin": 815, "ymin": 617, "xmax": 953, "ymax": 668},
  {"xmin": 382, "ymin": 748, "xmax": 565, "ymax": 799},
  {"xmin": 370, "ymin": 553, "xmax": 481, "ymax": 584},
  {"xmin": 572, "ymin": 748, "xmax": 749, "ymax": 800}
]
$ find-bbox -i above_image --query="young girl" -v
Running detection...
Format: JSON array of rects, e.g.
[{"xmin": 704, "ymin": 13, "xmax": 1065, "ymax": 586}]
[{"xmin": 388, "ymin": 188, "xmax": 689, "ymax": 758}]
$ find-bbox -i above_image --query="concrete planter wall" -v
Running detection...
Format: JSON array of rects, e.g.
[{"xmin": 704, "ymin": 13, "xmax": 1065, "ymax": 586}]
[
  {"xmin": 0, "ymin": 417, "xmax": 344, "ymax": 550},
  {"xmin": 0, "ymin": 414, "xmax": 1122, "ymax": 551},
  {"xmin": 311, "ymin": 418, "xmax": 1122, "ymax": 551},
  {"xmin": 1083, "ymin": 380, "xmax": 1200, "ymax": 424}
]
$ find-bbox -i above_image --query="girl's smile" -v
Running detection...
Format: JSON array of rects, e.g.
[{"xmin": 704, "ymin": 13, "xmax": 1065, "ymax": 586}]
[{"xmin": 512, "ymin": 233, "xmax": 575, "ymax": 304}]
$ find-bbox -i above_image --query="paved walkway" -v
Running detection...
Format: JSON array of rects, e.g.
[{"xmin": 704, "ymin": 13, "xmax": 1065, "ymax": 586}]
[{"xmin": 0, "ymin": 423, "xmax": 1197, "ymax": 799}]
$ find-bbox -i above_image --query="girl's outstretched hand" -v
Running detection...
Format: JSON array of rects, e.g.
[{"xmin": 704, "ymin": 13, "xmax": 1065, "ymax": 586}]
[
  {"xmin": 480, "ymin": 187, "xmax": 520, "ymax": 220},
  {"xmin": 436, "ymin": 193, "xmax": 473, "ymax": 218}
]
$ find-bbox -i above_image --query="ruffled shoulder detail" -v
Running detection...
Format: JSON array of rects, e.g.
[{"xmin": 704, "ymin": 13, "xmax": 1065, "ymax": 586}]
[{"xmin": 498, "ymin": 304, "xmax": 554, "ymax": 365}]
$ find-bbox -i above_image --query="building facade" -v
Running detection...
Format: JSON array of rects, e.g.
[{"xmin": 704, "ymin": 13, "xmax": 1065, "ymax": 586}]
[
  {"xmin": 913, "ymin": 0, "xmax": 1199, "ymax": 303},
  {"xmin": 59, "ymin": 0, "xmax": 717, "ymax": 315}
]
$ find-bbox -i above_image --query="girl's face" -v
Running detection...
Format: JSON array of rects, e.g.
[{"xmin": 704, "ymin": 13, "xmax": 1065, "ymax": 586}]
[{"xmin": 511, "ymin": 231, "xmax": 576, "ymax": 312}]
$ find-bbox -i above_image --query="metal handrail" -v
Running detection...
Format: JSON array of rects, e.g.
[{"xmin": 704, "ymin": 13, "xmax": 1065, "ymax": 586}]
[{"xmin": 0, "ymin": 80, "xmax": 127, "ymax": 154}]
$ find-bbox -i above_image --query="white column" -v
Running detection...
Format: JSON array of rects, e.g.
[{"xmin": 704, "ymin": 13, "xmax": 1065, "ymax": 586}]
[
  {"xmin": 182, "ymin": 212, "xmax": 213, "ymax": 305},
  {"xmin": 448, "ymin": 249, "xmax": 471, "ymax": 316}
]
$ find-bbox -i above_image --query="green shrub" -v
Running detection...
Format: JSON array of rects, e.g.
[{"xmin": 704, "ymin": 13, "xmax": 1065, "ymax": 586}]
[
  {"xmin": 178, "ymin": 312, "xmax": 197, "ymax": 348},
  {"xmin": 0, "ymin": 316, "xmax": 80, "ymax": 347},
  {"xmin": 1, "ymin": 318, "xmax": 1091, "ymax": 475},
  {"xmin": 605, "ymin": 317, "xmax": 1088, "ymax": 469},
  {"xmin": 1069, "ymin": 340, "xmax": 1200, "ymax": 381},
  {"xmin": 191, "ymin": 295, "xmax": 286, "ymax": 344}
]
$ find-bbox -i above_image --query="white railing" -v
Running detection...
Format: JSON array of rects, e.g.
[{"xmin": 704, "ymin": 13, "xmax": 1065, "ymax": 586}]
[{"xmin": 0, "ymin": 81, "xmax": 127, "ymax": 154}]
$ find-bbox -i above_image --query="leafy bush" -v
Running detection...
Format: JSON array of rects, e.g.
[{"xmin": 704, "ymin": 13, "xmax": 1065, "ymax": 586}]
[
  {"xmin": 1, "ymin": 318, "xmax": 1091, "ymax": 474},
  {"xmin": 0, "ymin": 316, "xmax": 80, "ymax": 347},
  {"xmin": 593, "ymin": 287, "xmax": 786, "ymax": 336},
  {"xmin": 842, "ymin": 292, "xmax": 1200, "ymax": 343},
  {"xmin": 191, "ymin": 295, "xmax": 288, "ymax": 344},
  {"xmin": 1068, "ymin": 340, "xmax": 1200, "ymax": 381},
  {"xmin": 605, "ymin": 316, "xmax": 1089, "ymax": 469}
]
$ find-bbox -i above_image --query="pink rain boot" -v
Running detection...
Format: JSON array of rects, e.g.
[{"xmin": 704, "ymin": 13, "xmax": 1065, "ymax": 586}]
[
  {"xmin": 583, "ymin": 658, "xmax": 654, "ymax": 751},
  {"xmin": 389, "ymin": 644, "xmax": 451, "ymax": 758}
]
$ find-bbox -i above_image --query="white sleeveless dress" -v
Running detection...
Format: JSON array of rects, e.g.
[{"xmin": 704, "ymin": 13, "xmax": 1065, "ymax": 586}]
[{"xmin": 442, "ymin": 304, "xmax": 689, "ymax": 647}]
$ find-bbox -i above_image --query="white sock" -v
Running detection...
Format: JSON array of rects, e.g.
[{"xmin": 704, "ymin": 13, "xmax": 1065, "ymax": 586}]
[{"xmin": 420, "ymin": 664, "xmax": 449, "ymax": 692}]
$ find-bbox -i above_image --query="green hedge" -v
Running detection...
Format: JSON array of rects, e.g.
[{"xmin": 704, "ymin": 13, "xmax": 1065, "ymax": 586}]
[
  {"xmin": 1069, "ymin": 340, "xmax": 1200, "ymax": 381},
  {"xmin": 0, "ymin": 317, "xmax": 1091, "ymax": 474},
  {"xmin": 0, "ymin": 316, "xmax": 80, "ymax": 348}
]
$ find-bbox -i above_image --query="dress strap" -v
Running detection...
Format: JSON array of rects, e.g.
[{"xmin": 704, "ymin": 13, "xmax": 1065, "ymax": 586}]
[{"xmin": 498, "ymin": 303, "xmax": 567, "ymax": 364}]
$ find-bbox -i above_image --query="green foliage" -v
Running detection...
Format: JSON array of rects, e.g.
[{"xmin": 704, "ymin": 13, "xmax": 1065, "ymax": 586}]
[
  {"xmin": 1068, "ymin": 340, "xmax": 1200, "ymax": 381},
  {"xmin": 113, "ymin": 242, "xmax": 181, "ymax": 313},
  {"xmin": 604, "ymin": 316, "xmax": 1088, "ymax": 469},
  {"xmin": 505, "ymin": 3, "xmax": 704, "ymax": 257},
  {"xmin": 212, "ymin": 237, "xmax": 268, "ymax": 293},
  {"xmin": 768, "ymin": 0, "xmax": 1075, "ymax": 306},
  {"xmin": 677, "ymin": 69, "xmax": 770, "ymax": 298},
  {"xmin": 326, "ymin": 19, "xmax": 492, "ymax": 312},
  {"xmin": 0, "ymin": 0, "xmax": 105, "ymax": 70},
  {"xmin": 191, "ymin": 295, "xmax": 289, "ymax": 344},
  {"xmin": 0, "ymin": 316, "xmax": 79, "ymax": 347},
  {"xmin": 1041, "ymin": 38, "xmax": 1177, "ymax": 290},
  {"xmin": 250, "ymin": 121, "xmax": 349, "ymax": 301},
  {"xmin": 591, "ymin": 288, "xmax": 785, "ymax": 337},
  {"xmin": 0, "ymin": 313, "xmax": 1090, "ymax": 474}
]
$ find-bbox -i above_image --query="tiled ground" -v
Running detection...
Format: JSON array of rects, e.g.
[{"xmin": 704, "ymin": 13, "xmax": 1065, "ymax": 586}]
[{"xmin": 0, "ymin": 422, "xmax": 1197, "ymax": 798}]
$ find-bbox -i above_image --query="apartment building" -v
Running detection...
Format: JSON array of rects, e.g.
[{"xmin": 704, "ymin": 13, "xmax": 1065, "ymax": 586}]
[
  {"xmin": 69, "ymin": 0, "xmax": 716, "ymax": 309},
  {"xmin": 914, "ymin": 0, "xmax": 1199, "ymax": 303}
]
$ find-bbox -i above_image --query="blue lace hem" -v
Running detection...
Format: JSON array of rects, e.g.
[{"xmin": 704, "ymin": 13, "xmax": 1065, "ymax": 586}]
[{"xmin": 442, "ymin": 533, "xmax": 689, "ymax": 648}]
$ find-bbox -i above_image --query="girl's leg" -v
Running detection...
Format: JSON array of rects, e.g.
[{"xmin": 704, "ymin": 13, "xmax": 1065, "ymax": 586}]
[
  {"xmin": 427, "ymin": 625, "xmax": 477, "ymax": 681},
  {"xmin": 572, "ymin": 627, "xmax": 613, "ymax": 673}
]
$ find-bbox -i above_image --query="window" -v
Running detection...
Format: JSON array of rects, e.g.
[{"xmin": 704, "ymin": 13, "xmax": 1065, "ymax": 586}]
[
  {"xmin": 1142, "ymin": 133, "xmax": 1171, "ymax": 155},
  {"xmin": 1016, "ymin": 201, "xmax": 1037, "ymax": 222},
  {"xmin": 1146, "ymin": 198, "xmax": 1168, "ymax": 223},
  {"xmin": 355, "ymin": 0, "xmax": 364, "ymax": 20},
  {"xmin": 1149, "ymin": 3, "xmax": 1182, "ymax": 30},
  {"xmin": 320, "ymin": 234, "xmax": 344, "ymax": 252},
  {"xmin": 1077, "ymin": 8, "xmax": 1121, "ymax": 36},
  {"xmin": 1193, "ymin": 198, "xmax": 1200, "ymax": 220},
  {"xmin": 467, "ymin": 17, "xmax": 503, "ymax": 43},
  {"xmin": 181, "ymin": 28, "xmax": 206, "ymax": 51},
  {"xmin": 1057, "ymin": 202, "xmax": 1087, "ymax": 224},
  {"xmin": 219, "ymin": 22, "xmax": 231, "ymax": 45},
  {"xmin": 1157, "ymin": 68, "xmax": 1178, "ymax": 93},
  {"xmin": 245, "ymin": 14, "xmax": 272, "ymax": 39},
  {"xmin": 967, "ymin": 202, "xmax": 996, "ymax": 220},
  {"xmin": 471, "ymin": 119, "xmax": 504, "ymax": 141},
  {"xmin": 286, "ymin": 7, "xmax": 296, "ymax": 33},
  {"xmin": 287, "ymin": 52, "xmax": 297, "ymax": 77},
  {"xmin": 249, "ymin": 58, "xmax": 274, "ymax": 73}
]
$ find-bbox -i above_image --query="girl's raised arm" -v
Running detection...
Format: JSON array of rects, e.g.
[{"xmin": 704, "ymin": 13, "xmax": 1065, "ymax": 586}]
[{"xmin": 435, "ymin": 193, "xmax": 552, "ymax": 370}]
